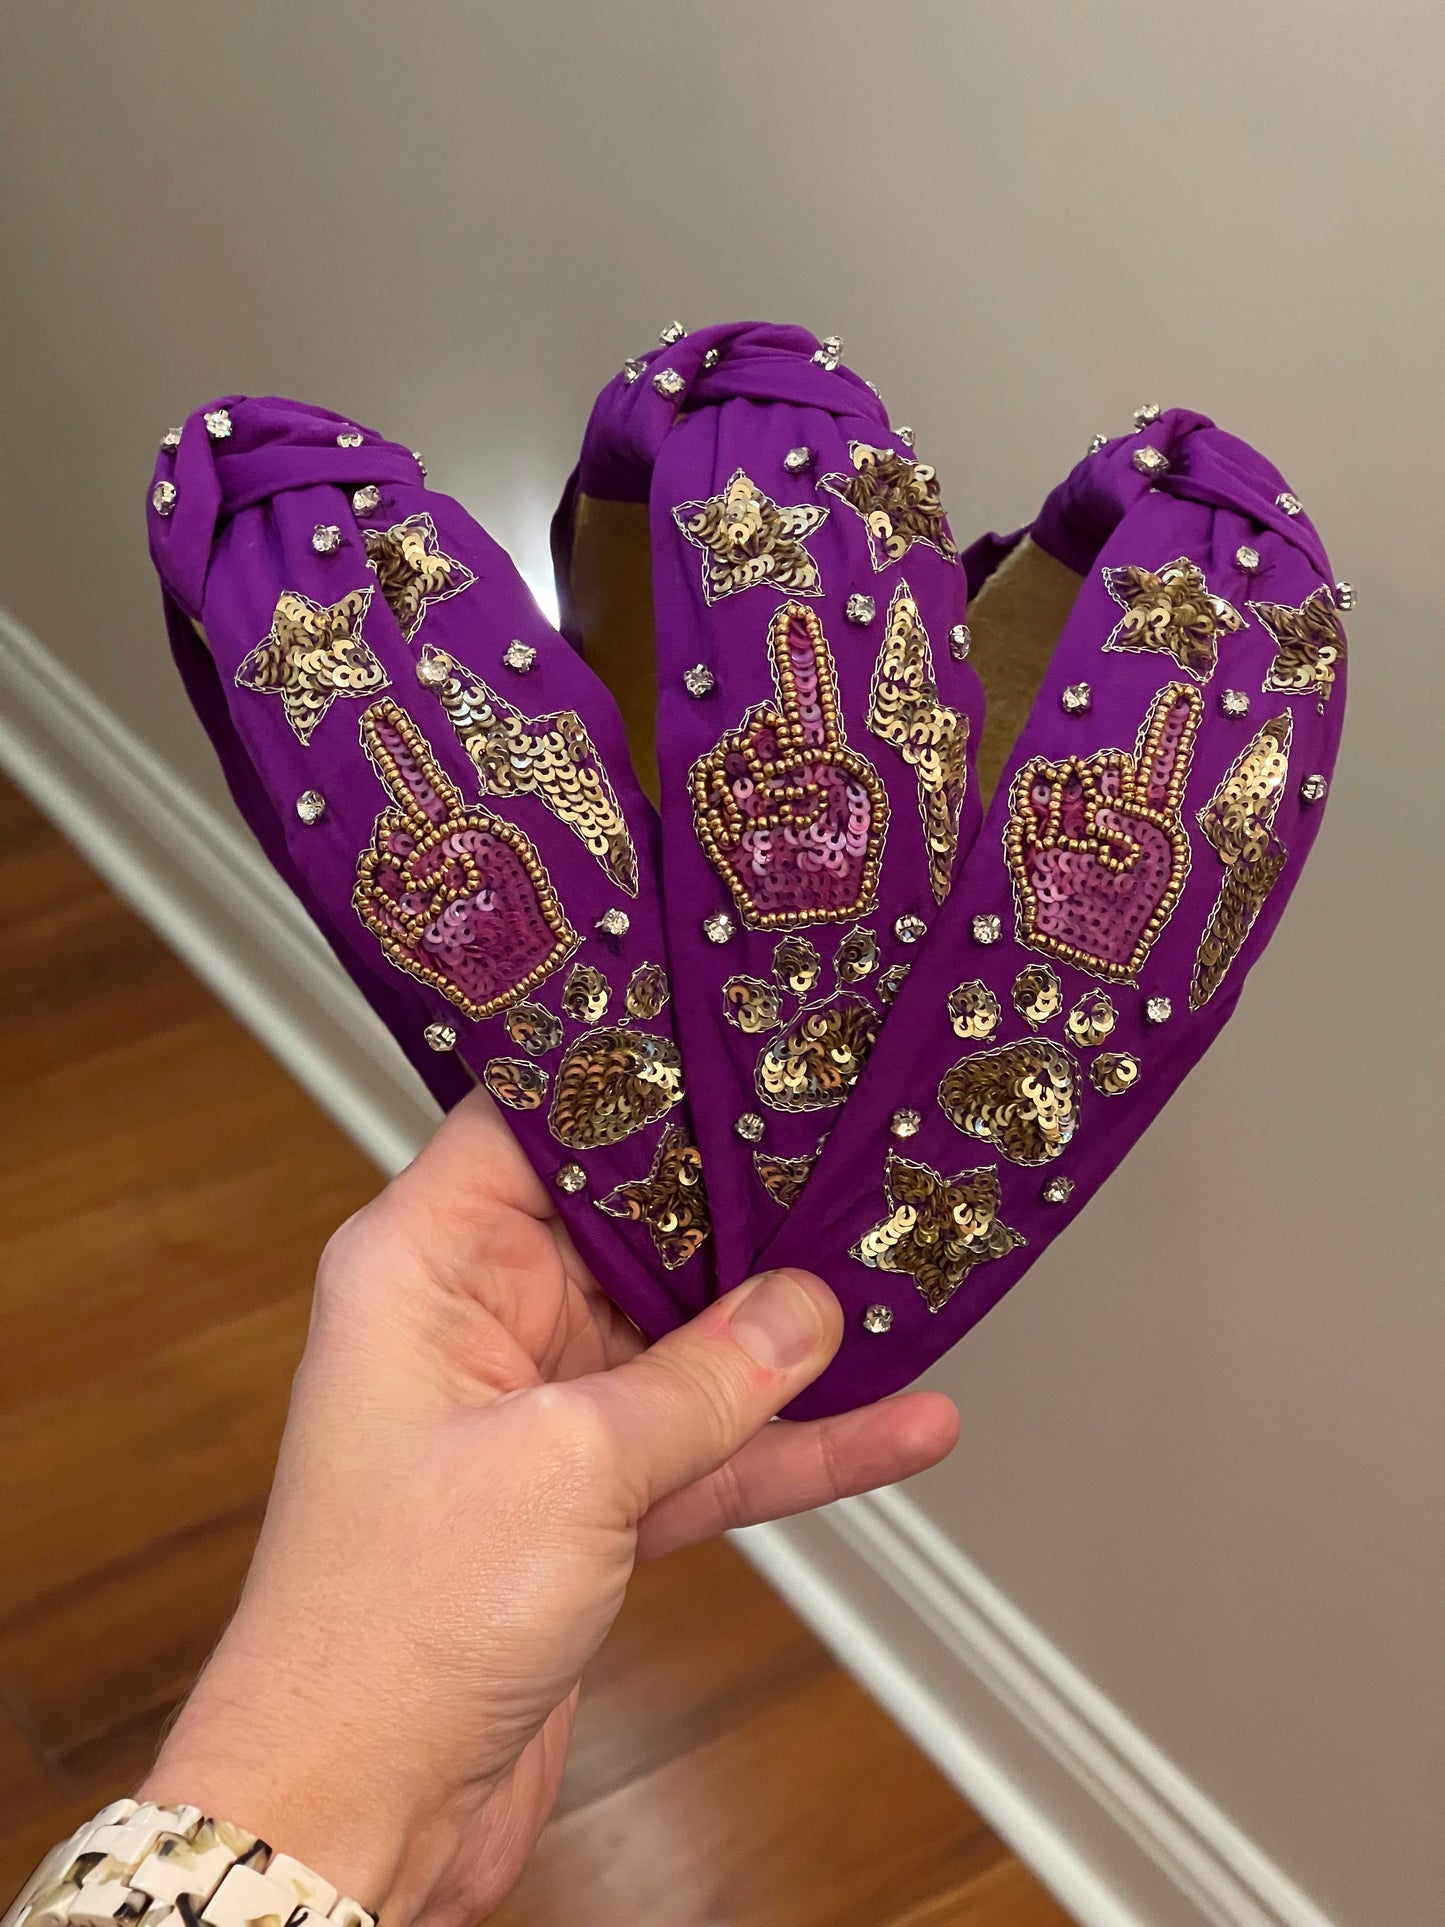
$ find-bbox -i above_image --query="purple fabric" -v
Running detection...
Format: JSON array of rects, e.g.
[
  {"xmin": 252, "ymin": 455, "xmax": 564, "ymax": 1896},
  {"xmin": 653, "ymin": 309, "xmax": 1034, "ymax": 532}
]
[{"xmin": 147, "ymin": 346, "xmax": 1345, "ymax": 1421}]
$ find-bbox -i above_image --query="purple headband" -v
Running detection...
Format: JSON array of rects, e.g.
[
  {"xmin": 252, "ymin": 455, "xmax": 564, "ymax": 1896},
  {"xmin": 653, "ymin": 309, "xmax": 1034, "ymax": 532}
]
[{"xmin": 146, "ymin": 329, "xmax": 1346, "ymax": 1419}]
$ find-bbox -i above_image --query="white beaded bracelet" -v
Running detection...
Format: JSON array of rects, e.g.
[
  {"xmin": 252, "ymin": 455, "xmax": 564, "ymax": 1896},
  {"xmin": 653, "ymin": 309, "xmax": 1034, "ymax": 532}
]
[{"xmin": 1, "ymin": 1801, "xmax": 377, "ymax": 1927}]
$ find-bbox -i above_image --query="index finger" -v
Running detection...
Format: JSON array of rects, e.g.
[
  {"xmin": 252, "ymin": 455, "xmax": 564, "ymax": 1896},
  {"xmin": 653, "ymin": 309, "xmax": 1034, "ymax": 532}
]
[
  {"xmin": 360, "ymin": 698, "xmax": 466, "ymax": 832},
  {"xmin": 768, "ymin": 601, "xmax": 845, "ymax": 752},
  {"xmin": 1128, "ymin": 682, "xmax": 1201, "ymax": 812}
]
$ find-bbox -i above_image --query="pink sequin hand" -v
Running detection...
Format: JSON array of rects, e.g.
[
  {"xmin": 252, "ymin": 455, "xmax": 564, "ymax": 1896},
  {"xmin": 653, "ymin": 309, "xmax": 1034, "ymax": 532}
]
[
  {"xmin": 690, "ymin": 602, "xmax": 889, "ymax": 930},
  {"xmin": 1005, "ymin": 683, "xmax": 1202, "ymax": 981},
  {"xmin": 354, "ymin": 700, "xmax": 578, "ymax": 1019}
]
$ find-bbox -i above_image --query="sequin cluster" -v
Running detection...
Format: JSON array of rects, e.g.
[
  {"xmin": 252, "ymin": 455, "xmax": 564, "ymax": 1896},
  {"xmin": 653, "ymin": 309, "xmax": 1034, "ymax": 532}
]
[
  {"xmin": 820, "ymin": 443, "xmax": 958, "ymax": 569},
  {"xmin": 353, "ymin": 700, "xmax": 577, "ymax": 1019},
  {"xmin": 672, "ymin": 469, "xmax": 828, "ymax": 603},
  {"xmin": 236, "ymin": 589, "xmax": 389, "ymax": 744},
  {"xmin": 1102, "ymin": 559, "xmax": 1245, "ymax": 681},
  {"xmin": 597, "ymin": 1123, "xmax": 711, "ymax": 1269},
  {"xmin": 865, "ymin": 584, "xmax": 969, "ymax": 903},
  {"xmin": 426, "ymin": 647, "xmax": 640, "ymax": 894},
  {"xmin": 1251, "ymin": 586, "xmax": 1347, "ymax": 711},
  {"xmin": 363, "ymin": 514, "xmax": 476, "ymax": 642},
  {"xmin": 851, "ymin": 1153, "xmax": 1023, "ymax": 1313},
  {"xmin": 1006, "ymin": 683, "xmax": 1201, "ymax": 981},
  {"xmin": 1190, "ymin": 711, "xmax": 1293, "ymax": 1008},
  {"xmin": 691, "ymin": 602, "xmax": 889, "ymax": 929},
  {"xmin": 725, "ymin": 929, "xmax": 885, "ymax": 1117}
]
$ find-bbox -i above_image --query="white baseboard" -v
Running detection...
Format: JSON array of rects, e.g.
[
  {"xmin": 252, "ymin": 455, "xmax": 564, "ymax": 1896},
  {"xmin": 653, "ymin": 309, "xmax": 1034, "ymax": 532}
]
[{"xmin": 0, "ymin": 608, "xmax": 1339, "ymax": 1927}]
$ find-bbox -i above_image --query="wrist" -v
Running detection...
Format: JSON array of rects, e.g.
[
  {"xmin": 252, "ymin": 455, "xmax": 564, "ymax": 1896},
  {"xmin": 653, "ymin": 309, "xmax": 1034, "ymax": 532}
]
[{"xmin": 139, "ymin": 1647, "xmax": 415, "ymax": 1923}]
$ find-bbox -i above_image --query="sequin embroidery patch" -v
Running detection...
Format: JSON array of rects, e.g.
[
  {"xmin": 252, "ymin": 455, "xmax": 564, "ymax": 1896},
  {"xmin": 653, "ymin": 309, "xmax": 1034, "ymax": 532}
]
[
  {"xmin": 624, "ymin": 962, "xmax": 671, "ymax": 1020},
  {"xmin": 672, "ymin": 469, "xmax": 828, "ymax": 603},
  {"xmin": 691, "ymin": 602, "xmax": 889, "ymax": 929},
  {"xmin": 938, "ymin": 1038, "xmax": 1081, "ymax": 1166},
  {"xmin": 236, "ymin": 588, "xmax": 389, "ymax": 744},
  {"xmin": 866, "ymin": 584, "xmax": 969, "ymax": 903},
  {"xmin": 597, "ymin": 1123, "xmax": 711, "ymax": 1269},
  {"xmin": 428, "ymin": 649, "xmax": 639, "ymax": 894},
  {"xmin": 819, "ymin": 443, "xmax": 958, "ymax": 570},
  {"xmin": 363, "ymin": 514, "xmax": 476, "ymax": 643},
  {"xmin": 1251, "ymin": 587, "xmax": 1346, "ymax": 711},
  {"xmin": 1012, "ymin": 964, "xmax": 1063, "ymax": 1030},
  {"xmin": 756, "ymin": 995, "xmax": 879, "ymax": 1113},
  {"xmin": 754, "ymin": 1145, "xmax": 822, "ymax": 1210},
  {"xmin": 548, "ymin": 1026, "xmax": 685, "ymax": 1149},
  {"xmin": 851, "ymin": 1153, "xmax": 1024, "ymax": 1314},
  {"xmin": 947, "ymin": 981, "xmax": 1002, "ymax": 1041},
  {"xmin": 1065, "ymin": 989, "xmax": 1118, "ymax": 1048},
  {"xmin": 353, "ymin": 701, "xmax": 577, "ymax": 1019},
  {"xmin": 1102, "ymin": 559, "xmax": 1246, "ymax": 681},
  {"xmin": 483, "ymin": 1058, "xmax": 549, "ymax": 1110},
  {"xmin": 1006, "ymin": 683, "xmax": 1201, "ymax": 981},
  {"xmin": 1190, "ymin": 711, "xmax": 1293, "ymax": 1009}
]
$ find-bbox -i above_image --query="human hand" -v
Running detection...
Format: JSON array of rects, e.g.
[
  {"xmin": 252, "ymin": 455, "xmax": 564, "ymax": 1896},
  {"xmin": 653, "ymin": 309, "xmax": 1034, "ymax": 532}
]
[
  {"xmin": 1005, "ymin": 681, "xmax": 1201, "ymax": 980},
  {"xmin": 139, "ymin": 1088, "xmax": 958, "ymax": 1927}
]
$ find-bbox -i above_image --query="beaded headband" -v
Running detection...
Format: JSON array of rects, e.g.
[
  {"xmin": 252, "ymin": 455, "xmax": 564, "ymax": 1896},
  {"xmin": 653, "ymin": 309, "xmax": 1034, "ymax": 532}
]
[{"xmin": 146, "ymin": 325, "xmax": 1346, "ymax": 1417}]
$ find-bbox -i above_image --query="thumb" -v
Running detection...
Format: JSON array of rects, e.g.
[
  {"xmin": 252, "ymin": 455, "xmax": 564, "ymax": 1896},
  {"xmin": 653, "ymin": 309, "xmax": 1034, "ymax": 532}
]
[{"xmin": 577, "ymin": 1269, "xmax": 843, "ymax": 1516}]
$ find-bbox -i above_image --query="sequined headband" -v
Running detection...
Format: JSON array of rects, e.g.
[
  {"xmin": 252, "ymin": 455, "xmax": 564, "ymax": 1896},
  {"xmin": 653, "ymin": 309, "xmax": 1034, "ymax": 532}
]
[{"xmin": 146, "ymin": 322, "xmax": 1347, "ymax": 1418}]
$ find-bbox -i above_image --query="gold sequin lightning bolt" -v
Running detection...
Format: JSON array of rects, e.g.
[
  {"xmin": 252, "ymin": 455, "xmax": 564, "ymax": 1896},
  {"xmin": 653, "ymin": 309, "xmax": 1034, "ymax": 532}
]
[{"xmin": 866, "ymin": 584, "xmax": 969, "ymax": 903}]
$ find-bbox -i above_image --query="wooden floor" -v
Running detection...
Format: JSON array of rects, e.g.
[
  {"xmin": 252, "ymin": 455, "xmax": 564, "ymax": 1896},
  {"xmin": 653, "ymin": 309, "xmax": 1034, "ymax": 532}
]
[{"xmin": 0, "ymin": 777, "xmax": 1072, "ymax": 1927}]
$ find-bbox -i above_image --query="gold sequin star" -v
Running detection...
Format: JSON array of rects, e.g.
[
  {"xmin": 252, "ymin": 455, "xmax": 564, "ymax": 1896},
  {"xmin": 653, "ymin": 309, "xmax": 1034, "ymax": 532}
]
[
  {"xmin": 364, "ymin": 513, "xmax": 476, "ymax": 643},
  {"xmin": 673, "ymin": 469, "xmax": 828, "ymax": 604},
  {"xmin": 819, "ymin": 442, "xmax": 958, "ymax": 570},
  {"xmin": 1250, "ymin": 586, "xmax": 1346, "ymax": 710},
  {"xmin": 235, "ymin": 587, "xmax": 389, "ymax": 743},
  {"xmin": 1102, "ymin": 558, "xmax": 1246, "ymax": 681},
  {"xmin": 597, "ymin": 1124, "xmax": 711, "ymax": 1269},
  {"xmin": 851, "ymin": 1151, "xmax": 1024, "ymax": 1314}
]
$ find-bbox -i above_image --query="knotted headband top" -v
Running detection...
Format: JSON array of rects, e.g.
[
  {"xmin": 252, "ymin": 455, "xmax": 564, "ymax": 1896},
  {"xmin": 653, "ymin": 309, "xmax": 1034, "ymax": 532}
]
[{"xmin": 147, "ymin": 322, "xmax": 1347, "ymax": 1418}]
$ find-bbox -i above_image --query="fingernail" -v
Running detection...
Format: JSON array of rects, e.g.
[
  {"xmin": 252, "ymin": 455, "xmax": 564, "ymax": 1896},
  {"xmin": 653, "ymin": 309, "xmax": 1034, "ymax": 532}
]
[{"xmin": 731, "ymin": 1270, "xmax": 823, "ymax": 1372}]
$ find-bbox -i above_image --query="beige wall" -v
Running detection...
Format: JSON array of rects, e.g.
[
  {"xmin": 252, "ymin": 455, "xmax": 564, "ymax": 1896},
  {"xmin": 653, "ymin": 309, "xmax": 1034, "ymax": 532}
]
[{"xmin": 2, "ymin": 5, "xmax": 1441, "ymax": 1923}]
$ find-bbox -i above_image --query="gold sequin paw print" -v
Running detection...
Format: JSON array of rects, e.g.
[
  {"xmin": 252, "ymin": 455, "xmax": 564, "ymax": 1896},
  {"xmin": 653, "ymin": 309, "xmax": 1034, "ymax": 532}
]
[
  {"xmin": 481, "ymin": 958, "xmax": 683, "ymax": 1155},
  {"xmin": 725, "ymin": 926, "xmax": 885, "ymax": 1118},
  {"xmin": 937, "ymin": 965, "xmax": 1140, "ymax": 1169}
]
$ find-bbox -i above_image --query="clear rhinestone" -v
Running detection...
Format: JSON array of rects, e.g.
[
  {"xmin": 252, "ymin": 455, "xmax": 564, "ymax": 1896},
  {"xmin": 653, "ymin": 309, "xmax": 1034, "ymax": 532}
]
[
  {"xmin": 1145, "ymin": 995, "xmax": 1173, "ymax": 1024},
  {"xmin": 151, "ymin": 480, "xmax": 178, "ymax": 516},
  {"xmin": 971, "ymin": 913, "xmax": 1002, "ymax": 945},
  {"xmin": 204, "ymin": 408, "xmax": 233, "ymax": 440},
  {"xmin": 1235, "ymin": 545, "xmax": 1261, "ymax": 572},
  {"xmin": 1062, "ymin": 682, "xmax": 1092, "ymax": 715},
  {"xmin": 1133, "ymin": 402, "xmax": 1162, "ymax": 429},
  {"xmin": 1087, "ymin": 432, "xmax": 1108, "ymax": 455},
  {"xmin": 312, "ymin": 523, "xmax": 342, "ymax": 554},
  {"xmin": 622, "ymin": 357, "xmax": 645, "ymax": 384},
  {"xmin": 1300, "ymin": 773, "xmax": 1328, "ymax": 804},
  {"xmin": 295, "ymin": 789, "xmax": 326, "ymax": 825},
  {"xmin": 949, "ymin": 623, "xmax": 971, "ymax": 660},
  {"xmin": 862, "ymin": 1303, "xmax": 894, "ymax": 1335},
  {"xmin": 424, "ymin": 1022, "xmax": 458, "ymax": 1053},
  {"xmin": 846, "ymin": 593, "xmax": 877, "ymax": 625},
  {"xmin": 159, "ymin": 426, "xmax": 182, "ymax": 452},
  {"xmin": 336, "ymin": 430, "xmax": 363, "ymax": 448},
  {"xmin": 1220, "ymin": 689, "xmax": 1250, "ymax": 718},
  {"xmin": 897, "ymin": 426, "xmax": 915, "ymax": 448},
  {"xmin": 895, "ymin": 914, "xmax": 927, "ymax": 944},
  {"xmin": 1132, "ymin": 445, "xmax": 1169, "ymax": 477},
  {"xmin": 352, "ymin": 485, "xmax": 381, "ymax": 515},
  {"xmin": 596, "ymin": 907, "xmax": 631, "ymax": 938},
  {"xmin": 1276, "ymin": 492, "xmax": 1302, "ymax": 515},
  {"xmin": 1042, "ymin": 1175, "xmax": 1075, "ymax": 1204},
  {"xmin": 783, "ymin": 446, "xmax": 813, "ymax": 474},
  {"xmin": 502, "ymin": 640, "xmax": 537, "ymax": 672},
  {"xmin": 812, "ymin": 335, "xmax": 843, "ymax": 370},
  {"xmin": 1334, "ymin": 580, "xmax": 1356, "ymax": 609},
  {"xmin": 658, "ymin": 320, "xmax": 686, "ymax": 345},
  {"xmin": 652, "ymin": 368, "xmax": 686, "ymax": 399},
  {"xmin": 412, "ymin": 451, "xmax": 427, "ymax": 476},
  {"xmin": 683, "ymin": 663, "xmax": 716, "ymax": 698},
  {"xmin": 703, "ymin": 911, "xmax": 735, "ymax": 944},
  {"xmin": 890, "ymin": 1108, "xmax": 922, "ymax": 1139},
  {"xmin": 556, "ymin": 1163, "xmax": 588, "ymax": 1194},
  {"xmin": 702, "ymin": 346, "xmax": 720, "ymax": 370},
  {"xmin": 734, "ymin": 1112, "xmax": 766, "ymax": 1143},
  {"xmin": 416, "ymin": 653, "xmax": 449, "ymax": 687}
]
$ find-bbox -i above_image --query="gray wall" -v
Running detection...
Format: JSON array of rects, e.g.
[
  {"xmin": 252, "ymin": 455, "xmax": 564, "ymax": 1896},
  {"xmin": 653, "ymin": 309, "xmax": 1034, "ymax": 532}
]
[{"xmin": 2, "ymin": 6, "xmax": 1440, "ymax": 1923}]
